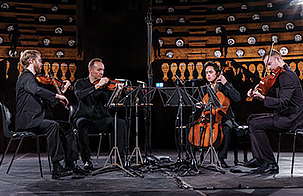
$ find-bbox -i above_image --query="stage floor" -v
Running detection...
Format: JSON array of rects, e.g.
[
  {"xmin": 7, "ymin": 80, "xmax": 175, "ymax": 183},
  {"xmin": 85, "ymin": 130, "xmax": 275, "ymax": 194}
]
[{"xmin": 1, "ymin": 149, "xmax": 303, "ymax": 196}]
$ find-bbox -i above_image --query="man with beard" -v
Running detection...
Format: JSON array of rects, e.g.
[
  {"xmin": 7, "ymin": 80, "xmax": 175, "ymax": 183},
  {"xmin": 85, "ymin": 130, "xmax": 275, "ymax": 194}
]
[{"xmin": 15, "ymin": 50, "xmax": 84, "ymax": 179}]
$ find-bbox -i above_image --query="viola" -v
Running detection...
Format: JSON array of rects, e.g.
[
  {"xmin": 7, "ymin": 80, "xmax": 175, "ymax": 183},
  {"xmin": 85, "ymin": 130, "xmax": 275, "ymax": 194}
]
[
  {"xmin": 188, "ymin": 61, "xmax": 233, "ymax": 148},
  {"xmin": 246, "ymin": 64, "xmax": 285, "ymax": 101},
  {"xmin": 36, "ymin": 74, "xmax": 71, "ymax": 110},
  {"xmin": 93, "ymin": 77, "xmax": 120, "ymax": 91},
  {"xmin": 36, "ymin": 75, "xmax": 73, "ymax": 90}
]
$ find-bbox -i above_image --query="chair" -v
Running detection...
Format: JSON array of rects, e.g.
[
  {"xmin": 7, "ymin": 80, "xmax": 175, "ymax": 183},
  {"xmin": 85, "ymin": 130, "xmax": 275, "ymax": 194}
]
[
  {"xmin": 69, "ymin": 105, "xmax": 111, "ymax": 162},
  {"xmin": 233, "ymin": 125, "xmax": 250, "ymax": 165},
  {"xmin": 277, "ymin": 128, "xmax": 303, "ymax": 175},
  {"xmin": 0, "ymin": 102, "xmax": 51, "ymax": 178}
]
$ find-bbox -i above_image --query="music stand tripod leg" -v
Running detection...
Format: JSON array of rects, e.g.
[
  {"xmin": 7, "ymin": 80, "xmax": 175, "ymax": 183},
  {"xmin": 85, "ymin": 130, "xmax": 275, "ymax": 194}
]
[
  {"xmin": 91, "ymin": 111, "xmax": 137, "ymax": 177},
  {"xmin": 200, "ymin": 103, "xmax": 225, "ymax": 174},
  {"xmin": 129, "ymin": 103, "xmax": 144, "ymax": 166}
]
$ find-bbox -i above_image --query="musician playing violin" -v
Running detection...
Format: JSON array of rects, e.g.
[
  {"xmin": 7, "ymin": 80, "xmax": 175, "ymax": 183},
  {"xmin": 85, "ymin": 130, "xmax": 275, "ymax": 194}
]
[
  {"xmin": 73, "ymin": 58, "xmax": 126, "ymax": 171},
  {"xmin": 245, "ymin": 50, "xmax": 303, "ymax": 174},
  {"xmin": 15, "ymin": 50, "xmax": 84, "ymax": 179},
  {"xmin": 195, "ymin": 61, "xmax": 240, "ymax": 168}
]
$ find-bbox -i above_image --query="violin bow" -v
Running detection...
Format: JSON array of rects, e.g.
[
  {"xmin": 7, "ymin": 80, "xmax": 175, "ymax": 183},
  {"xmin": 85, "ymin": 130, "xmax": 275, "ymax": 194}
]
[
  {"xmin": 263, "ymin": 40, "xmax": 275, "ymax": 78},
  {"xmin": 48, "ymin": 68, "xmax": 69, "ymax": 110}
]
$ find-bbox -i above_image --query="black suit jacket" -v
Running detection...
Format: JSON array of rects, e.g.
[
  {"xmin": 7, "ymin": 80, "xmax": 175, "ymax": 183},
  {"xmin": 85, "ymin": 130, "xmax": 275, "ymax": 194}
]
[
  {"xmin": 264, "ymin": 64, "xmax": 303, "ymax": 129},
  {"xmin": 200, "ymin": 82, "xmax": 241, "ymax": 124},
  {"xmin": 15, "ymin": 69, "xmax": 58, "ymax": 130},
  {"xmin": 74, "ymin": 77, "xmax": 111, "ymax": 120}
]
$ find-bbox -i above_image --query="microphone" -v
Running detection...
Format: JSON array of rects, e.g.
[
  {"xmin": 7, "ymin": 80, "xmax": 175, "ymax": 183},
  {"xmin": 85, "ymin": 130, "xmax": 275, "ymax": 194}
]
[
  {"xmin": 115, "ymin": 78, "xmax": 127, "ymax": 82},
  {"xmin": 137, "ymin": 80, "xmax": 147, "ymax": 88},
  {"xmin": 115, "ymin": 78, "xmax": 129, "ymax": 87},
  {"xmin": 174, "ymin": 75, "xmax": 184, "ymax": 85},
  {"xmin": 185, "ymin": 78, "xmax": 204, "ymax": 82}
]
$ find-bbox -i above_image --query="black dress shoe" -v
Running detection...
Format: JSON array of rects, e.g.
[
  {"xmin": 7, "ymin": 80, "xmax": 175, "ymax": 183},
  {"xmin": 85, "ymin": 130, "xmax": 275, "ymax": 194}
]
[
  {"xmin": 52, "ymin": 165, "xmax": 73, "ymax": 179},
  {"xmin": 84, "ymin": 159, "xmax": 94, "ymax": 172},
  {"xmin": 219, "ymin": 158, "xmax": 229, "ymax": 168},
  {"xmin": 66, "ymin": 164, "xmax": 87, "ymax": 175},
  {"xmin": 251, "ymin": 161, "xmax": 279, "ymax": 174},
  {"xmin": 244, "ymin": 158, "xmax": 264, "ymax": 168}
]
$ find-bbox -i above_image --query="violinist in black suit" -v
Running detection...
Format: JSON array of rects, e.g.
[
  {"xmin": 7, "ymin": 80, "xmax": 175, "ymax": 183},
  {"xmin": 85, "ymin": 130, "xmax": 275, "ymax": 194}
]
[
  {"xmin": 246, "ymin": 50, "xmax": 303, "ymax": 174},
  {"xmin": 73, "ymin": 58, "xmax": 126, "ymax": 171},
  {"xmin": 15, "ymin": 50, "xmax": 83, "ymax": 179}
]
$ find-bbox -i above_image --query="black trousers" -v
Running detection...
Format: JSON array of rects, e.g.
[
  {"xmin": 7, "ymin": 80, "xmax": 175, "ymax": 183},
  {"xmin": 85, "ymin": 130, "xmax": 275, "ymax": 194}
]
[
  {"xmin": 35, "ymin": 119, "xmax": 79, "ymax": 164},
  {"xmin": 75, "ymin": 117, "xmax": 126, "ymax": 163},
  {"xmin": 218, "ymin": 125, "xmax": 232, "ymax": 159},
  {"xmin": 248, "ymin": 113, "xmax": 285, "ymax": 164},
  {"xmin": 186, "ymin": 123, "xmax": 232, "ymax": 160}
]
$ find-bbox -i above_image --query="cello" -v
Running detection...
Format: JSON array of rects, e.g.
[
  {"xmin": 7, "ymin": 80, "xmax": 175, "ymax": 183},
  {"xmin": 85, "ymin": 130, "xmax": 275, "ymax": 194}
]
[{"xmin": 188, "ymin": 61, "xmax": 233, "ymax": 148}]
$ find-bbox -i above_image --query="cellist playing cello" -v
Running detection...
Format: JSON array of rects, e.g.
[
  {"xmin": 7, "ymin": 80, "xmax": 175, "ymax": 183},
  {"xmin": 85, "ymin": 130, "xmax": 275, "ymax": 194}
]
[
  {"xmin": 189, "ymin": 61, "xmax": 240, "ymax": 168},
  {"xmin": 245, "ymin": 50, "xmax": 303, "ymax": 174}
]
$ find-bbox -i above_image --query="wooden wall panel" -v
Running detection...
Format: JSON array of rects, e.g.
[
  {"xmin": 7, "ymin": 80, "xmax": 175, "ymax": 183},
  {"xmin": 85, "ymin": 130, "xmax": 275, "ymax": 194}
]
[
  {"xmin": 152, "ymin": 0, "xmax": 303, "ymax": 82},
  {"xmin": 0, "ymin": 0, "xmax": 79, "ymax": 61}
]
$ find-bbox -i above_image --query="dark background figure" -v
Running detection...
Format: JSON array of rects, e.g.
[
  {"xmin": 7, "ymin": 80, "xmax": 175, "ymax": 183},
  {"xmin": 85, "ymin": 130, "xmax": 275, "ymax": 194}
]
[
  {"xmin": 220, "ymin": 26, "xmax": 228, "ymax": 59},
  {"xmin": 9, "ymin": 24, "xmax": 20, "ymax": 58},
  {"xmin": 152, "ymin": 29, "xmax": 161, "ymax": 58},
  {"xmin": 77, "ymin": 27, "xmax": 83, "ymax": 58}
]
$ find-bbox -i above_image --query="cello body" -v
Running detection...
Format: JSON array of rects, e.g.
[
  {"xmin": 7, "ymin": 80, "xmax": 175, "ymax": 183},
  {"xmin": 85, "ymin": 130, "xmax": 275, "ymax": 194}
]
[{"xmin": 188, "ymin": 90, "xmax": 229, "ymax": 148}]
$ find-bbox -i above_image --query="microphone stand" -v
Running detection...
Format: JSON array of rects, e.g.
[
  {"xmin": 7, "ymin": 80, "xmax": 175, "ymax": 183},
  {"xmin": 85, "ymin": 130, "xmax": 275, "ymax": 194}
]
[
  {"xmin": 124, "ymin": 80, "xmax": 132, "ymax": 168},
  {"xmin": 145, "ymin": 0, "xmax": 153, "ymax": 156}
]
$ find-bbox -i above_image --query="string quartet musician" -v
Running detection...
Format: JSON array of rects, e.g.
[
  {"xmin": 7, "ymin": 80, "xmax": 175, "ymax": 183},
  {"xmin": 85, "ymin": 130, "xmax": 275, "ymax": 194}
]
[
  {"xmin": 194, "ymin": 61, "xmax": 241, "ymax": 168},
  {"xmin": 245, "ymin": 50, "xmax": 303, "ymax": 174},
  {"xmin": 73, "ymin": 58, "xmax": 126, "ymax": 171},
  {"xmin": 15, "ymin": 50, "xmax": 84, "ymax": 179}
]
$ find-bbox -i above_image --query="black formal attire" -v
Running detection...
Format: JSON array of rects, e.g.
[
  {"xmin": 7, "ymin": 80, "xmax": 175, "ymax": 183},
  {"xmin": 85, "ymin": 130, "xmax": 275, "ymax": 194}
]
[
  {"xmin": 188, "ymin": 82, "xmax": 240, "ymax": 162},
  {"xmin": 15, "ymin": 69, "xmax": 79, "ymax": 164},
  {"xmin": 74, "ymin": 77, "xmax": 126, "ymax": 163},
  {"xmin": 207, "ymin": 82, "xmax": 241, "ymax": 160},
  {"xmin": 248, "ymin": 64, "xmax": 303, "ymax": 165}
]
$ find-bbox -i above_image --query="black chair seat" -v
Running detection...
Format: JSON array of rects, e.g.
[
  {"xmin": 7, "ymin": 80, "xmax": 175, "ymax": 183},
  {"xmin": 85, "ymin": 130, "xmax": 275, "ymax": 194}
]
[
  {"xmin": 69, "ymin": 105, "xmax": 111, "ymax": 162},
  {"xmin": 12, "ymin": 132, "xmax": 36, "ymax": 138},
  {"xmin": 0, "ymin": 102, "xmax": 51, "ymax": 178}
]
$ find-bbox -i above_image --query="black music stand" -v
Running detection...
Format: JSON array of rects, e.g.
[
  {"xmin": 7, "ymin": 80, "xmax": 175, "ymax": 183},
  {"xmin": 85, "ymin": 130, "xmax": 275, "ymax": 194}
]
[
  {"xmin": 91, "ymin": 86, "xmax": 137, "ymax": 177},
  {"xmin": 200, "ymin": 84, "xmax": 225, "ymax": 174},
  {"xmin": 158, "ymin": 86, "xmax": 198, "ymax": 170},
  {"xmin": 127, "ymin": 85, "xmax": 156, "ymax": 166}
]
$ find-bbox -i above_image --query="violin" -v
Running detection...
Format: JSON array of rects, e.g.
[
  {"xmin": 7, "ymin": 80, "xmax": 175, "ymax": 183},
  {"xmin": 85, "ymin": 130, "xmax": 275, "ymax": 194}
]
[
  {"xmin": 246, "ymin": 66, "xmax": 285, "ymax": 101},
  {"xmin": 36, "ymin": 74, "xmax": 70, "ymax": 110},
  {"xmin": 188, "ymin": 61, "xmax": 232, "ymax": 148},
  {"xmin": 93, "ymin": 77, "xmax": 120, "ymax": 91},
  {"xmin": 246, "ymin": 42, "xmax": 285, "ymax": 101}
]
